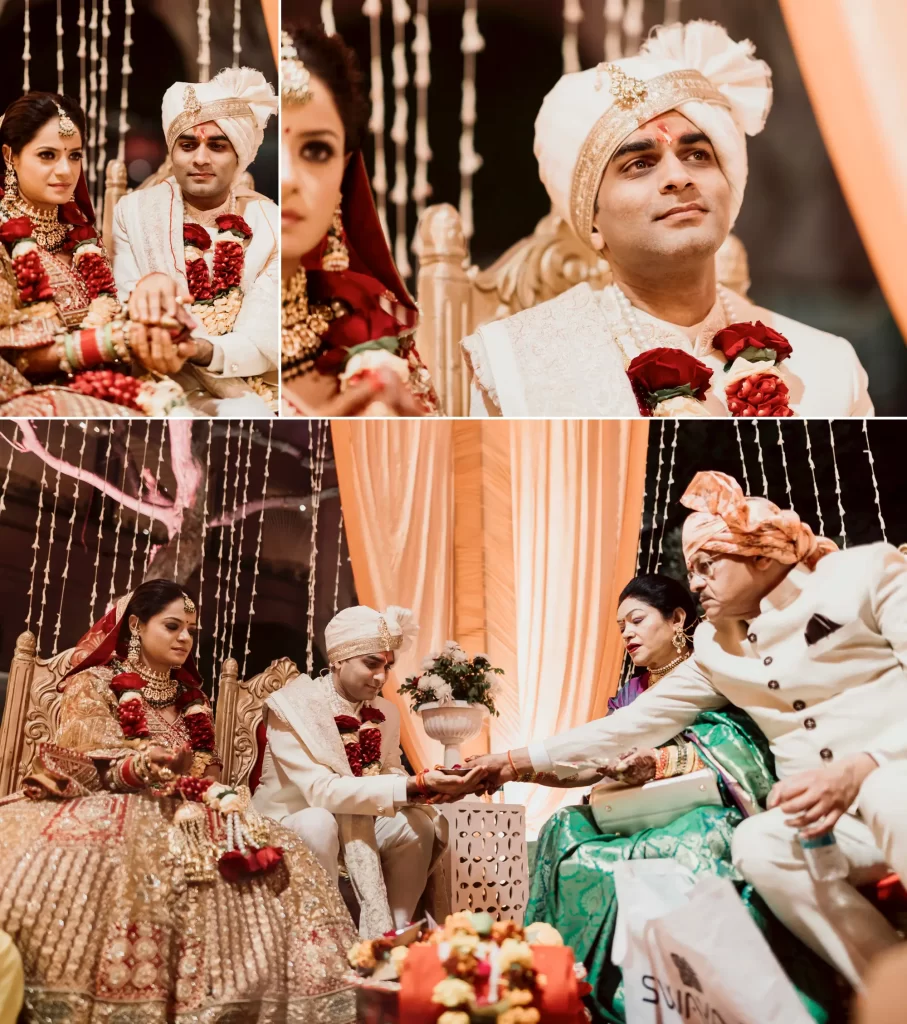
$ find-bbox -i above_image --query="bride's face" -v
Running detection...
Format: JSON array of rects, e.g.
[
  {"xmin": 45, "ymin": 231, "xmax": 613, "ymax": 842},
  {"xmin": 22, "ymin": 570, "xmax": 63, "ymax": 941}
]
[
  {"xmin": 333, "ymin": 651, "xmax": 394, "ymax": 704},
  {"xmin": 132, "ymin": 598, "xmax": 198, "ymax": 669},
  {"xmin": 281, "ymin": 74, "xmax": 347, "ymax": 264},
  {"xmin": 4, "ymin": 117, "xmax": 83, "ymax": 209},
  {"xmin": 616, "ymin": 598, "xmax": 682, "ymax": 669}
]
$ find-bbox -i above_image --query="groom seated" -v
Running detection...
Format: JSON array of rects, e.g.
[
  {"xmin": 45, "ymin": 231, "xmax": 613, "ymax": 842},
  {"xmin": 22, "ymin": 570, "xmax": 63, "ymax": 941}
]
[{"xmin": 252, "ymin": 605, "xmax": 488, "ymax": 936}]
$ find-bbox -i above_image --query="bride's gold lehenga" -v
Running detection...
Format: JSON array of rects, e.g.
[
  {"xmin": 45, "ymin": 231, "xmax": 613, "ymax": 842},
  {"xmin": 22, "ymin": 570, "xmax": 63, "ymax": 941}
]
[{"xmin": 0, "ymin": 662, "xmax": 358, "ymax": 1023}]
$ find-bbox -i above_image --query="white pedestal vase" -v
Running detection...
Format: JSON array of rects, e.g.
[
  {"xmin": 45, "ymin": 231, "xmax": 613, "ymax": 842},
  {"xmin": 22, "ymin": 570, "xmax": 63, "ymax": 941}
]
[{"xmin": 417, "ymin": 700, "xmax": 487, "ymax": 768}]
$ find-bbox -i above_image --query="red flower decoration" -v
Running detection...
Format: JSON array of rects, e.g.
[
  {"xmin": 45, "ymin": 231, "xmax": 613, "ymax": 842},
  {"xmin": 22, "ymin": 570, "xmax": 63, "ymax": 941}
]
[
  {"xmin": 175, "ymin": 775, "xmax": 215, "ymax": 801},
  {"xmin": 186, "ymin": 258, "xmax": 214, "ymax": 302},
  {"xmin": 246, "ymin": 846, "xmax": 284, "ymax": 873},
  {"xmin": 118, "ymin": 696, "xmax": 150, "ymax": 739},
  {"xmin": 59, "ymin": 202, "xmax": 88, "ymax": 226},
  {"xmin": 184, "ymin": 711, "xmax": 216, "ymax": 751},
  {"xmin": 360, "ymin": 727, "xmax": 382, "ymax": 766},
  {"xmin": 72, "ymin": 251, "xmax": 117, "ymax": 299},
  {"xmin": 9, "ymin": 249, "xmax": 53, "ymax": 305},
  {"xmin": 0, "ymin": 217, "xmax": 35, "ymax": 244},
  {"xmin": 183, "ymin": 223, "xmax": 211, "ymax": 250},
  {"xmin": 111, "ymin": 671, "xmax": 144, "ymax": 694},
  {"xmin": 212, "ymin": 240, "xmax": 243, "ymax": 293},
  {"xmin": 63, "ymin": 224, "xmax": 98, "ymax": 252},
  {"xmin": 175, "ymin": 686, "xmax": 208, "ymax": 711},
  {"xmin": 334, "ymin": 715, "xmax": 361, "ymax": 734},
  {"xmin": 217, "ymin": 846, "xmax": 284, "ymax": 882},
  {"xmin": 725, "ymin": 373, "xmax": 794, "ymax": 418},
  {"xmin": 217, "ymin": 850, "xmax": 250, "ymax": 883},
  {"xmin": 215, "ymin": 214, "xmax": 252, "ymax": 238},
  {"xmin": 360, "ymin": 706, "xmax": 386, "ymax": 725},
  {"xmin": 69, "ymin": 370, "xmax": 143, "ymax": 410},
  {"xmin": 713, "ymin": 321, "xmax": 792, "ymax": 367},
  {"xmin": 626, "ymin": 348, "xmax": 713, "ymax": 415}
]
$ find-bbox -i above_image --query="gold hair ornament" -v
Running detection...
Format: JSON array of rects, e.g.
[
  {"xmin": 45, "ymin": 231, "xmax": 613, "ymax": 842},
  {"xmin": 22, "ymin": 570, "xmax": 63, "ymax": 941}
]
[
  {"xmin": 55, "ymin": 103, "xmax": 77, "ymax": 138},
  {"xmin": 281, "ymin": 31, "xmax": 313, "ymax": 104}
]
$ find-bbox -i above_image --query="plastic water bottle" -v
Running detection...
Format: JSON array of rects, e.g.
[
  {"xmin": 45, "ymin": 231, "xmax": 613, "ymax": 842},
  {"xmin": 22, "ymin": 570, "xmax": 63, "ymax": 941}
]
[{"xmin": 800, "ymin": 832, "xmax": 849, "ymax": 882}]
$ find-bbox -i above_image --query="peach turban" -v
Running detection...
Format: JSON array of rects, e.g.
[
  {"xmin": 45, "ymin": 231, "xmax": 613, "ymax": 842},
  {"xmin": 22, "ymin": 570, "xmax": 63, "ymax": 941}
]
[{"xmin": 680, "ymin": 471, "xmax": 838, "ymax": 570}]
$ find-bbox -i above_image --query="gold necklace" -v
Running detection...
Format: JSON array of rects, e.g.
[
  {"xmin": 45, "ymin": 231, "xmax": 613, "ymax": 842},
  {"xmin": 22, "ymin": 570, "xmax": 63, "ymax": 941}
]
[
  {"xmin": 1, "ymin": 196, "xmax": 69, "ymax": 253},
  {"xmin": 281, "ymin": 266, "xmax": 347, "ymax": 380},
  {"xmin": 648, "ymin": 649, "xmax": 692, "ymax": 684},
  {"xmin": 136, "ymin": 662, "xmax": 179, "ymax": 707}
]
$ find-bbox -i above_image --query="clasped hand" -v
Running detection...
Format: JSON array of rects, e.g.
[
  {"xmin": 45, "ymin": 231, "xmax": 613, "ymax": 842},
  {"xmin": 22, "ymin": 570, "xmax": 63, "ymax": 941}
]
[
  {"xmin": 418, "ymin": 766, "xmax": 490, "ymax": 804},
  {"xmin": 145, "ymin": 743, "xmax": 194, "ymax": 779},
  {"xmin": 127, "ymin": 273, "xmax": 204, "ymax": 375}
]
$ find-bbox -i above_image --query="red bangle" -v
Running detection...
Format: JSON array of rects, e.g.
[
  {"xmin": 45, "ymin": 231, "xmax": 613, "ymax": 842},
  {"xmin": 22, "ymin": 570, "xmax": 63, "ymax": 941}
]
[
  {"xmin": 415, "ymin": 770, "xmax": 429, "ymax": 796},
  {"xmin": 79, "ymin": 328, "xmax": 104, "ymax": 368},
  {"xmin": 121, "ymin": 755, "xmax": 140, "ymax": 789}
]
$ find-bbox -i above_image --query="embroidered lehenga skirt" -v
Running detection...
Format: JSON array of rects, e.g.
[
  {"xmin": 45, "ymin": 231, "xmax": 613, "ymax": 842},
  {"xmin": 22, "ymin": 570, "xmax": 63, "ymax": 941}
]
[{"xmin": 0, "ymin": 790, "xmax": 358, "ymax": 1023}]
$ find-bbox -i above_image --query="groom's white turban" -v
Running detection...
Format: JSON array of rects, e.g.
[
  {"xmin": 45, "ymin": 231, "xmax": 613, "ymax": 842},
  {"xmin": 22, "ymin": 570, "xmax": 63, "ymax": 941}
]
[
  {"xmin": 534, "ymin": 21, "xmax": 773, "ymax": 248},
  {"xmin": 162, "ymin": 67, "xmax": 278, "ymax": 176},
  {"xmin": 325, "ymin": 605, "xmax": 418, "ymax": 664}
]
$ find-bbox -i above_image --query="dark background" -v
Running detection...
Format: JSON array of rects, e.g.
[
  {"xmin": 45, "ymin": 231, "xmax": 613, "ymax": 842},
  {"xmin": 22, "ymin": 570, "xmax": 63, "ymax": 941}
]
[
  {"xmin": 0, "ymin": 419, "xmax": 353, "ymax": 717},
  {"xmin": 0, "ymin": 0, "xmax": 278, "ymax": 199},
  {"xmin": 288, "ymin": 0, "xmax": 907, "ymax": 413}
]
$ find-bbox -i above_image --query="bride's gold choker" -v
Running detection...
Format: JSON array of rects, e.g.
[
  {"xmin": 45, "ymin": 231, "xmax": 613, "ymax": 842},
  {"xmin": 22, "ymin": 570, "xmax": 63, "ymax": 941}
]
[
  {"xmin": 648, "ymin": 649, "xmax": 691, "ymax": 684},
  {"xmin": 1, "ymin": 194, "xmax": 68, "ymax": 253},
  {"xmin": 281, "ymin": 266, "xmax": 348, "ymax": 380},
  {"xmin": 135, "ymin": 662, "xmax": 179, "ymax": 707}
]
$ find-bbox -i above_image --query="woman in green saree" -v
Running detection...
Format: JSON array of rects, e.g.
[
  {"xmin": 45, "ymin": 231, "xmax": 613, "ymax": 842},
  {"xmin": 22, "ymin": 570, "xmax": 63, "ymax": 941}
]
[{"xmin": 525, "ymin": 574, "xmax": 840, "ymax": 1023}]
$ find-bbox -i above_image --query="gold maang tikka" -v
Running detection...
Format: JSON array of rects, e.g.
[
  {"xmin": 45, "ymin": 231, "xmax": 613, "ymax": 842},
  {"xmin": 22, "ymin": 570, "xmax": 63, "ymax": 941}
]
[
  {"xmin": 55, "ymin": 103, "xmax": 77, "ymax": 138},
  {"xmin": 281, "ymin": 31, "xmax": 313, "ymax": 104}
]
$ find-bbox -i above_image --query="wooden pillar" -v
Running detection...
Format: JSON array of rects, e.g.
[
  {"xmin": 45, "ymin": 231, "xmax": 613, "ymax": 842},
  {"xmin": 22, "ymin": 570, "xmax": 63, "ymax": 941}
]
[{"xmin": 0, "ymin": 631, "xmax": 36, "ymax": 797}]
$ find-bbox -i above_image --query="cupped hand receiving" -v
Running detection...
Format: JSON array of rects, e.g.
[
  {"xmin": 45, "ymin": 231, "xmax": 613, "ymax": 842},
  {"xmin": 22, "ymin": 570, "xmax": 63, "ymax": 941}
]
[
  {"xmin": 597, "ymin": 747, "xmax": 659, "ymax": 787},
  {"xmin": 284, "ymin": 368, "xmax": 428, "ymax": 417},
  {"xmin": 422, "ymin": 766, "xmax": 490, "ymax": 804},
  {"xmin": 146, "ymin": 743, "xmax": 194, "ymax": 777}
]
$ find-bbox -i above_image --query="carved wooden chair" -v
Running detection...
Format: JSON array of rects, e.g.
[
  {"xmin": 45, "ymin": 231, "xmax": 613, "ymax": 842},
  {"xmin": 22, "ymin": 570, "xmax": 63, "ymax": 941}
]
[{"xmin": 413, "ymin": 203, "xmax": 752, "ymax": 416}]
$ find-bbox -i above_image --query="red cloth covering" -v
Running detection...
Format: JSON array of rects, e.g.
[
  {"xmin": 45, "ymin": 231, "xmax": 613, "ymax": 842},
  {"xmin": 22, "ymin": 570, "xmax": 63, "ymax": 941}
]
[
  {"xmin": 398, "ymin": 945, "xmax": 587, "ymax": 1024},
  {"xmin": 301, "ymin": 154, "xmax": 419, "ymax": 368}
]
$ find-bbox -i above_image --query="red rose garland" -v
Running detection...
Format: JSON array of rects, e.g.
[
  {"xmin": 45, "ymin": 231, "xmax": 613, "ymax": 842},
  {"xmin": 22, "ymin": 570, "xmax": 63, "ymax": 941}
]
[
  {"xmin": 110, "ymin": 670, "xmax": 216, "ymax": 756},
  {"xmin": 713, "ymin": 322, "xmax": 794, "ymax": 417},
  {"xmin": 335, "ymin": 706, "xmax": 386, "ymax": 777},
  {"xmin": 626, "ymin": 348, "xmax": 713, "ymax": 416},
  {"xmin": 183, "ymin": 215, "xmax": 252, "ymax": 302}
]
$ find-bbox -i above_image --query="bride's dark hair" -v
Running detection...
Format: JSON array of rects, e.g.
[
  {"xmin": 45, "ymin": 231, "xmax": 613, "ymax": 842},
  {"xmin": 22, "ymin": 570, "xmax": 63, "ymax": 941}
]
[
  {"xmin": 286, "ymin": 24, "xmax": 369, "ymax": 154},
  {"xmin": 119, "ymin": 578, "xmax": 198, "ymax": 642},
  {"xmin": 619, "ymin": 573, "xmax": 699, "ymax": 647},
  {"xmin": 0, "ymin": 92, "xmax": 86, "ymax": 169}
]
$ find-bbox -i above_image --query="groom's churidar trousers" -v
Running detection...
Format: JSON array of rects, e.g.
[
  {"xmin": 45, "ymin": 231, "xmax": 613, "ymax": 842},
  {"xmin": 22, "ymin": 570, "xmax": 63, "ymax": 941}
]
[
  {"xmin": 282, "ymin": 806, "xmax": 435, "ymax": 929},
  {"xmin": 732, "ymin": 761, "xmax": 907, "ymax": 989}
]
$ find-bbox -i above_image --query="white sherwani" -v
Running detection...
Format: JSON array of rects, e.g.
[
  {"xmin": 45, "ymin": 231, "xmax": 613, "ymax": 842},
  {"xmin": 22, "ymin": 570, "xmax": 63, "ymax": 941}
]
[
  {"xmin": 529, "ymin": 543, "xmax": 907, "ymax": 986},
  {"xmin": 112, "ymin": 178, "xmax": 278, "ymax": 398},
  {"xmin": 252, "ymin": 674, "xmax": 446, "ymax": 937},
  {"xmin": 462, "ymin": 283, "xmax": 872, "ymax": 417}
]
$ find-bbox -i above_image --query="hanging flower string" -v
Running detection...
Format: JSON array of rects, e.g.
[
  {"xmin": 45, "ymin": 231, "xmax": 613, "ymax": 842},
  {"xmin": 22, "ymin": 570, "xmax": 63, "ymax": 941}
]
[
  {"xmin": 335, "ymin": 705, "xmax": 385, "ymax": 777},
  {"xmin": 183, "ymin": 214, "xmax": 252, "ymax": 337}
]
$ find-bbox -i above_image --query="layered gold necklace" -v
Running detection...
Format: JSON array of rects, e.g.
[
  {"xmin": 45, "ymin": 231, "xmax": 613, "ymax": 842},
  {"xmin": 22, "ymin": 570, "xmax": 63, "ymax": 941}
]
[
  {"xmin": 648, "ymin": 649, "xmax": 692, "ymax": 685},
  {"xmin": 1, "ymin": 195, "xmax": 69, "ymax": 253},
  {"xmin": 136, "ymin": 662, "xmax": 179, "ymax": 708},
  {"xmin": 281, "ymin": 266, "xmax": 347, "ymax": 380}
]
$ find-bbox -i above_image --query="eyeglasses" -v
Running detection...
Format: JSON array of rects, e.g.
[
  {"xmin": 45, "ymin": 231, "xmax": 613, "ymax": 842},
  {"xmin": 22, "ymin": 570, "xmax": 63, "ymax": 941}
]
[{"xmin": 686, "ymin": 559, "xmax": 716, "ymax": 583}]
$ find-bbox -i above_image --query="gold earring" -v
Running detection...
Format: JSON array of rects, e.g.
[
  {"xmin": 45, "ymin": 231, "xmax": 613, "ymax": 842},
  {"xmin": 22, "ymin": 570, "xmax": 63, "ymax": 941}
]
[
  {"xmin": 3, "ymin": 163, "xmax": 18, "ymax": 200},
  {"xmin": 128, "ymin": 627, "xmax": 142, "ymax": 664},
  {"xmin": 672, "ymin": 626, "xmax": 688, "ymax": 653},
  {"xmin": 322, "ymin": 201, "xmax": 349, "ymax": 272}
]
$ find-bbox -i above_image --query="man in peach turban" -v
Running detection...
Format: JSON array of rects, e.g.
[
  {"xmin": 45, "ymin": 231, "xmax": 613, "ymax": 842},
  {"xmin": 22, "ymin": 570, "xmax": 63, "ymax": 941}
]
[{"xmin": 470, "ymin": 470, "xmax": 907, "ymax": 988}]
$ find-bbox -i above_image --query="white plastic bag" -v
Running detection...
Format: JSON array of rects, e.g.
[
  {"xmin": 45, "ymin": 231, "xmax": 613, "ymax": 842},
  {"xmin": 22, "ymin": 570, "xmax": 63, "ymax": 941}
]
[{"xmin": 613, "ymin": 859, "xmax": 814, "ymax": 1024}]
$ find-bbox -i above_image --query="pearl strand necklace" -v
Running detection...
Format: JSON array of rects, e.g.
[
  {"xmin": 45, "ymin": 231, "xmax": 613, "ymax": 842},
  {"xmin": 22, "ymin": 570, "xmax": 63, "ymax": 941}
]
[{"xmin": 612, "ymin": 282, "xmax": 737, "ymax": 358}]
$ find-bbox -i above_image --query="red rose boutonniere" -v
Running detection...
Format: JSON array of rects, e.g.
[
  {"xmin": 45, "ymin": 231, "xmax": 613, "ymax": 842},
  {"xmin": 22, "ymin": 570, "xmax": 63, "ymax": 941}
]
[
  {"xmin": 627, "ymin": 348, "xmax": 713, "ymax": 417},
  {"xmin": 713, "ymin": 321, "xmax": 794, "ymax": 418}
]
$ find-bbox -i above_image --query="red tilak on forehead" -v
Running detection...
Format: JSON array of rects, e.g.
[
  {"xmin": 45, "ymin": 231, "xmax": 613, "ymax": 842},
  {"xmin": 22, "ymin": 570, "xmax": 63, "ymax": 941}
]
[{"xmin": 654, "ymin": 121, "xmax": 676, "ymax": 145}]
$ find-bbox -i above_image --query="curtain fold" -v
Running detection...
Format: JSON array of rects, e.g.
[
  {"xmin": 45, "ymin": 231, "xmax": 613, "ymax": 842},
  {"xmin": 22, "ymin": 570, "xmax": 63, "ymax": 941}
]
[{"xmin": 779, "ymin": 0, "xmax": 907, "ymax": 340}]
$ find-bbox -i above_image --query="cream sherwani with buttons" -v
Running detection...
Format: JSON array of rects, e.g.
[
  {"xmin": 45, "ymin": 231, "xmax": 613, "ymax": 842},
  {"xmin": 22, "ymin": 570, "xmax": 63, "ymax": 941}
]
[
  {"xmin": 529, "ymin": 542, "xmax": 907, "ymax": 987},
  {"xmin": 252, "ymin": 673, "xmax": 446, "ymax": 937}
]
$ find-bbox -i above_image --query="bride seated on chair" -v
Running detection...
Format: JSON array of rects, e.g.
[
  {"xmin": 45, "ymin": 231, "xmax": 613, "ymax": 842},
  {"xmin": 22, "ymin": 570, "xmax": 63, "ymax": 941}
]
[
  {"xmin": 0, "ymin": 578, "xmax": 358, "ymax": 1023},
  {"xmin": 508, "ymin": 574, "xmax": 837, "ymax": 1022},
  {"xmin": 0, "ymin": 93, "xmax": 199, "ymax": 417},
  {"xmin": 280, "ymin": 24, "xmax": 440, "ymax": 417}
]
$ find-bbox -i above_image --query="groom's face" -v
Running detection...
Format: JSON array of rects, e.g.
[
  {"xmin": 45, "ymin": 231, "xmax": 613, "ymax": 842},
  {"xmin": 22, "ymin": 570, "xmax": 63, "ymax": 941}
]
[
  {"xmin": 591, "ymin": 111, "xmax": 730, "ymax": 272},
  {"xmin": 335, "ymin": 651, "xmax": 395, "ymax": 703},
  {"xmin": 171, "ymin": 122, "xmax": 238, "ymax": 200}
]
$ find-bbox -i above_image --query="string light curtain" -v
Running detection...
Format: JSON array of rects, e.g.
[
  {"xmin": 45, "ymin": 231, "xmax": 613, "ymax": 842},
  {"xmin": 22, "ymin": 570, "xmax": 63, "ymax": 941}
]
[{"xmin": 458, "ymin": 0, "xmax": 484, "ymax": 246}]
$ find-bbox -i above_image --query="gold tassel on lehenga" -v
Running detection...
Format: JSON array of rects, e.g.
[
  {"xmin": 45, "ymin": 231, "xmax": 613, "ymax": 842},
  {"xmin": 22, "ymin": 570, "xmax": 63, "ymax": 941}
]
[{"xmin": 169, "ymin": 801, "xmax": 218, "ymax": 885}]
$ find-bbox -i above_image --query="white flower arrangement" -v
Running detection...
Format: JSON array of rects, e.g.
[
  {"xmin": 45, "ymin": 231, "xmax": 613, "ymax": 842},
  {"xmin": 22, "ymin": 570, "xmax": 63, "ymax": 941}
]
[{"xmin": 400, "ymin": 644, "xmax": 502, "ymax": 715}]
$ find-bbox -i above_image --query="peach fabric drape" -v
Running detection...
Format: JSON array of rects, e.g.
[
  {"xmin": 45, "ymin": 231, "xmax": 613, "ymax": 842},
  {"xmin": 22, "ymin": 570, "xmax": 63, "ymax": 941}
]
[
  {"xmin": 334, "ymin": 420, "xmax": 648, "ymax": 834},
  {"xmin": 779, "ymin": 0, "xmax": 907, "ymax": 340},
  {"xmin": 493, "ymin": 420, "xmax": 648, "ymax": 833}
]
